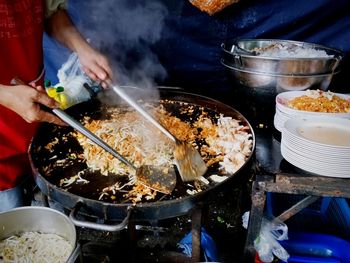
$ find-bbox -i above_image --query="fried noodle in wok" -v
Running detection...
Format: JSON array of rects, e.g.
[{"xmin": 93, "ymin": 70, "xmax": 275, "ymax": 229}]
[{"xmin": 56, "ymin": 101, "xmax": 253, "ymax": 203}]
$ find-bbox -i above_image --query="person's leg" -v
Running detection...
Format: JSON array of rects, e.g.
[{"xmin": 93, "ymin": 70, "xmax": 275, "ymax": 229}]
[
  {"xmin": 0, "ymin": 174, "xmax": 35, "ymax": 212},
  {"xmin": 0, "ymin": 184, "xmax": 25, "ymax": 212}
]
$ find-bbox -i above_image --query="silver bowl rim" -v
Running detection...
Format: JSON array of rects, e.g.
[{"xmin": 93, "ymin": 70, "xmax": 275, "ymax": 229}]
[
  {"xmin": 221, "ymin": 58, "xmax": 340, "ymax": 77},
  {"xmin": 0, "ymin": 206, "xmax": 76, "ymax": 240},
  {"xmin": 0, "ymin": 205, "xmax": 71, "ymax": 217},
  {"xmin": 0, "ymin": 206, "xmax": 78, "ymax": 262},
  {"xmin": 222, "ymin": 39, "xmax": 344, "ymax": 61}
]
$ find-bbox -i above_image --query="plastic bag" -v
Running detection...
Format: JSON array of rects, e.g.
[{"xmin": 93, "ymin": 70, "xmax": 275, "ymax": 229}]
[
  {"xmin": 177, "ymin": 227, "xmax": 219, "ymax": 262},
  {"xmin": 47, "ymin": 52, "xmax": 96, "ymax": 109},
  {"xmin": 242, "ymin": 211, "xmax": 290, "ymax": 263}
]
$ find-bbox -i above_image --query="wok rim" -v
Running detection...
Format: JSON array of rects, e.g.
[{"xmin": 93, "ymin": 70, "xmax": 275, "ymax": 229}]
[{"xmin": 29, "ymin": 88, "xmax": 256, "ymax": 218}]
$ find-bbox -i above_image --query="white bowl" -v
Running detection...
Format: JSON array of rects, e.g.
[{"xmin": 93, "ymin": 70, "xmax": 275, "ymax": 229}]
[{"xmin": 276, "ymin": 90, "xmax": 350, "ymax": 117}]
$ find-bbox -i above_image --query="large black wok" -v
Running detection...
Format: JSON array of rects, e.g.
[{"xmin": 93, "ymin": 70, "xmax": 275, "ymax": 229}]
[{"xmin": 29, "ymin": 88, "xmax": 255, "ymax": 230}]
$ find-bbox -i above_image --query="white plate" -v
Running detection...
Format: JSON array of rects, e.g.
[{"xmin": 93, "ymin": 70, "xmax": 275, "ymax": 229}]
[
  {"xmin": 274, "ymin": 114, "xmax": 282, "ymax": 132},
  {"xmin": 283, "ymin": 116, "xmax": 350, "ymax": 148},
  {"xmin": 282, "ymin": 141, "xmax": 350, "ymax": 167},
  {"xmin": 276, "ymin": 90, "xmax": 350, "ymax": 117},
  {"xmin": 282, "ymin": 137, "xmax": 350, "ymax": 159},
  {"xmin": 282, "ymin": 127, "xmax": 350, "ymax": 155},
  {"xmin": 281, "ymin": 144, "xmax": 350, "ymax": 178},
  {"xmin": 281, "ymin": 153, "xmax": 350, "ymax": 178},
  {"xmin": 274, "ymin": 110, "xmax": 288, "ymax": 132},
  {"xmin": 281, "ymin": 151, "xmax": 350, "ymax": 177},
  {"xmin": 281, "ymin": 116, "xmax": 350, "ymax": 178}
]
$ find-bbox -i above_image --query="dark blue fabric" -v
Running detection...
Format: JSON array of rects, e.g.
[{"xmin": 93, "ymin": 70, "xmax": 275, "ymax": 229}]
[
  {"xmin": 154, "ymin": 0, "xmax": 350, "ymax": 96},
  {"xmin": 178, "ymin": 227, "xmax": 219, "ymax": 261},
  {"xmin": 43, "ymin": 0, "xmax": 350, "ymax": 96}
]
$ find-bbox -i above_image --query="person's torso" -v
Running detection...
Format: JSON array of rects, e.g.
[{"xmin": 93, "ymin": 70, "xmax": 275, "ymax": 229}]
[
  {"xmin": 0, "ymin": 0, "xmax": 45, "ymax": 190},
  {"xmin": 0, "ymin": 0, "xmax": 45, "ymax": 85}
]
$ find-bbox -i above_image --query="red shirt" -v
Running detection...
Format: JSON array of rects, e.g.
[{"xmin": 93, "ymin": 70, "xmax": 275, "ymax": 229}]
[{"xmin": 0, "ymin": 0, "xmax": 44, "ymax": 190}]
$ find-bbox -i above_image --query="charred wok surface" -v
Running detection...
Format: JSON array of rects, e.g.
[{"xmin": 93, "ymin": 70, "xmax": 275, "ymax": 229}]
[{"xmin": 30, "ymin": 95, "xmax": 253, "ymax": 205}]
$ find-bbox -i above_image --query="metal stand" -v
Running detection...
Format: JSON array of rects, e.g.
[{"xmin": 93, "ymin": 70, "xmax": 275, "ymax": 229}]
[
  {"xmin": 40, "ymin": 191, "xmax": 50, "ymax": 207},
  {"xmin": 154, "ymin": 204, "xmax": 205, "ymax": 263},
  {"xmin": 128, "ymin": 220, "xmax": 137, "ymax": 263},
  {"xmin": 191, "ymin": 206, "xmax": 203, "ymax": 263},
  {"xmin": 244, "ymin": 172, "xmax": 350, "ymax": 262}
]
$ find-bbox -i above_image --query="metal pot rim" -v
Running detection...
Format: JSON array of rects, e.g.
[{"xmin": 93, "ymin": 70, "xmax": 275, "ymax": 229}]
[
  {"xmin": 221, "ymin": 59, "xmax": 340, "ymax": 77},
  {"xmin": 0, "ymin": 206, "xmax": 78, "ymax": 262},
  {"xmin": 222, "ymin": 39, "xmax": 344, "ymax": 60}
]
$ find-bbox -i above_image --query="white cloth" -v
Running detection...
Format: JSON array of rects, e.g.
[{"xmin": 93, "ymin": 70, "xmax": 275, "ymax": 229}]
[{"xmin": 45, "ymin": 0, "xmax": 68, "ymax": 18}]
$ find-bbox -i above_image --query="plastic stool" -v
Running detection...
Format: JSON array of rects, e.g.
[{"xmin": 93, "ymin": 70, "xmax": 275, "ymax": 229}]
[{"xmin": 279, "ymin": 232, "xmax": 350, "ymax": 263}]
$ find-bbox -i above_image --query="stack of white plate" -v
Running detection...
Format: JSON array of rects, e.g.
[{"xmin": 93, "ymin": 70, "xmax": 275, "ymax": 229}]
[
  {"xmin": 281, "ymin": 116, "xmax": 350, "ymax": 178},
  {"xmin": 274, "ymin": 91, "xmax": 350, "ymax": 132}
]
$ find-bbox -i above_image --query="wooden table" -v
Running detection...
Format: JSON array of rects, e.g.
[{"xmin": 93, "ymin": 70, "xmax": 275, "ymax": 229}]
[{"xmin": 243, "ymin": 128, "xmax": 350, "ymax": 261}]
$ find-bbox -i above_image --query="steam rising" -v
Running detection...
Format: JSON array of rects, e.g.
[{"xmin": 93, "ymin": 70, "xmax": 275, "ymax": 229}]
[{"xmin": 73, "ymin": 0, "xmax": 168, "ymax": 89}]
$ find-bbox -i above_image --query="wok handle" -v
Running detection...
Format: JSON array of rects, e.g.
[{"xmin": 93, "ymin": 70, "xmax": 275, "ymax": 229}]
[
  {"xmin": 69, "ymin": 201, "xmax": 132, "ymax": 232},
  {"xmin": 66, "ymin": 243, "xmax": 81, "ymax": 263},
  {"xmin": 53, "ymin": 108, "xmax": 136, "ymax": 169}
]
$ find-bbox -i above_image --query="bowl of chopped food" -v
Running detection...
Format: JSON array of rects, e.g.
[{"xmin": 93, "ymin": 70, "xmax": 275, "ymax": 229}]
[
  {"xmin": 276, "ymin": 90, "xmax": 350, "ymax": 115},
  {"xmin": 274, "ymin": 89, "xmax": 350, "ymax": 132},
  {"xmin": 221, "ymin": 39, "xmax": 344, "ymax": 91},
  {"xmin": 0, "ymin": 206, "xmax": 79, "ymax": 263}
]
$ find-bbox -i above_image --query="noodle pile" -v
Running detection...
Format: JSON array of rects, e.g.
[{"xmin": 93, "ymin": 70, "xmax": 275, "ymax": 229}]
[
  {"xmin": 76, "ymin": 108, "xmax": 175, "ymax": 177},
  {"xmin": 0, "ymin": 232, "xmax": 73, "ymax": 263},
  {"xmin": 76, "ymin": 105, "xmax": 252, "ymax": 177},
  {"xmin": 65, "ymin": 102, "xmax": 253, "ymax": 202}
]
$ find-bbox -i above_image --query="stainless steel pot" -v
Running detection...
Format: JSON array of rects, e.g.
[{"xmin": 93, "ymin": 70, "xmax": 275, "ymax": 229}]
[
  {"xmin": 0, "ymin": 206, "xmax": 79, "ymax": 263},
  {"xmin": 221, "ymin": 61, "xmax": 335, "ymax": 92},
  {"xmin": 222, "ymin": 39, "xmax": 344, "ymax": 75},
  {"xmin": 221, "ymin": 39, "xmax": 344, "ymax": 91}
]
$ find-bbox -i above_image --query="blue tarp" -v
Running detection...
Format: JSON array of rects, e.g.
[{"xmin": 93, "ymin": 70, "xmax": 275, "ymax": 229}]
[{"xmin": 44, "ymin": 0, "xmax": 350, "ymax": 94}]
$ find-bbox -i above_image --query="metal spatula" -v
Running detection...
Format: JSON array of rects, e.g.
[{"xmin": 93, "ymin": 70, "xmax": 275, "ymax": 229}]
[
  {"xmin": 53, "ymin": 108, "xmax": 176, "ymax": 194},
  {"xmin": 112, "ymin": 85, "xmax": 208, "ymax": 182}
]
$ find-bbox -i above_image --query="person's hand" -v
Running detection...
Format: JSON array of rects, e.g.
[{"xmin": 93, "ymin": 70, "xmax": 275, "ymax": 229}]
[
  {"xmin": 45, "ymin": 9, "xmax": 113, "ymax": 88},
  {"xmin": 76, "ymin": 45, "xmax": 113, "ymax": 89},
  {"xmin": 0, "ymin": 84, "xmax": 67, "ymax": 125}
]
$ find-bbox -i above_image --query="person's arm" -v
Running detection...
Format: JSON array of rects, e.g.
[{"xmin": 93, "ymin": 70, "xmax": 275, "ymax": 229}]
[
  {"xmin": 45, "ymin": 9, "xmax": 112, "ymax": 86},
  {"xmin": 0, "ymin": 84, "xmax": 66, "ymax": 125}
]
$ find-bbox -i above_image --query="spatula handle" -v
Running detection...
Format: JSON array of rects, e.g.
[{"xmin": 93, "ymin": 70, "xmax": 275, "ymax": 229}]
[
  {"xmin": 53, "ymin": 108, "xmax": 136, "ymax": 169},
  {"xmin": 112, "ymin": 85, "xmax": 176, "ymax": 142}
]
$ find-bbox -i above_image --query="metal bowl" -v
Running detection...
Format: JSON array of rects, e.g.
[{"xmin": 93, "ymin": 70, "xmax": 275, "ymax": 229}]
[
  {"xmin": 221, "ymin": 39, "xmax": 343, "ymax": 92},
  {"xmin": 222, "ymin": 39, "xmax": 344, "ymax": 75},
  {"xmin": 222, "ymin": 60, "xmax": 335, "ymax": 92},
  {"xmin": 0, "ymin": 206, "xmax": 79, "ymax": 263}
]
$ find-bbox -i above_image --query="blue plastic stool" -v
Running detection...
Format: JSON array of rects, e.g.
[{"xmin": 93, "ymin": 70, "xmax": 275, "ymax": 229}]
[
  {"xmin": 279, "ymin": 232, "xmax": 350, "ymax": 263},
  {"xmin": 266, "ymin": 194, "xmax": 350, "ymax": 239}
]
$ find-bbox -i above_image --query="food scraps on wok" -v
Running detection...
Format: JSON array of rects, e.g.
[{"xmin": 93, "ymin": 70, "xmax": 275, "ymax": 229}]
[{"xmin": 41, "ymin": 100, "xmax": 253, "ymax": 204}]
